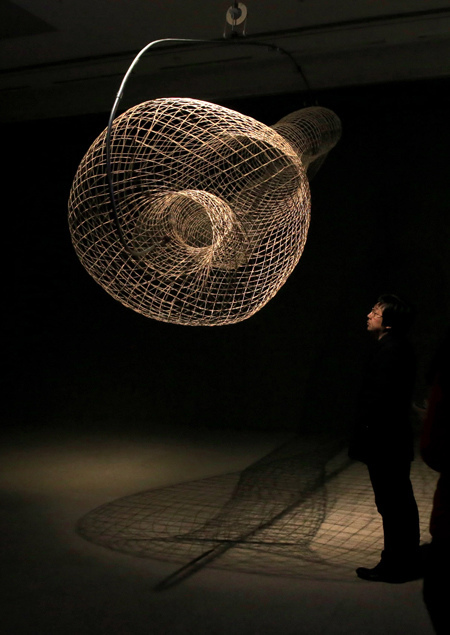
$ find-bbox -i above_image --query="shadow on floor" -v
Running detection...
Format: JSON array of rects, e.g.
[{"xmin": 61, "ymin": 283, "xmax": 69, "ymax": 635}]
[{"xmin": 77, "ymin": 433, "xmax": 436, "ymax": 588}]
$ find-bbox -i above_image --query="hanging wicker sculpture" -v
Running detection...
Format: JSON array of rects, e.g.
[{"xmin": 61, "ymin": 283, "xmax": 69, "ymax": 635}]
[{"xmin": 68, "ymin": 99, "xmax": 341, "ymax": 325}]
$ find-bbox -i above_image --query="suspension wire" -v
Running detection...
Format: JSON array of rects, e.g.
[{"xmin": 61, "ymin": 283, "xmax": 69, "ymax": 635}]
[{"xmin": 106, "ymin": 37, "xmax": 312, "ymax": 258}]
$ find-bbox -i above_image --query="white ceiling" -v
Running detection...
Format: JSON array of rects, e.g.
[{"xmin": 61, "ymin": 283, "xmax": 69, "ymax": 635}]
[{"xmin": 1, "ymin": 0, "xmax": 450, "ymax": 121}]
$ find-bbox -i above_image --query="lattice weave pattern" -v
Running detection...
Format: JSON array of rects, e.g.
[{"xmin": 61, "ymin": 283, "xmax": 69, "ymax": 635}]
[{"xmin": 68, "ymin": 99, "xmax": 341, "ymax": 325}]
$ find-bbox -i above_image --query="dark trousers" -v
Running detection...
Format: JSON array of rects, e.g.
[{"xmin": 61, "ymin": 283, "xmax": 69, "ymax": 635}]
[
  {"xmin": 423, "ymin": 539, "xmax": 449, "ymax": 634},
  {"xmin": 367, "ymin": 459, "xmax": 420, "ymax": 562}
]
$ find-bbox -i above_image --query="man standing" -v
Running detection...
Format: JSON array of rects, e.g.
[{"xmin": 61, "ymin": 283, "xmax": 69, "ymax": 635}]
[{"xmin": 349, "ymin": 294, "xmax": 421, "ymax": 582}]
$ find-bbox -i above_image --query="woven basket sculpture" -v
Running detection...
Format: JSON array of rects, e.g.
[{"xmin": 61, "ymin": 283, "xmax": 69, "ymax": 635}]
[{"xmin": 68, "ymin": 99, "xmax": 341, "ymax": 325}]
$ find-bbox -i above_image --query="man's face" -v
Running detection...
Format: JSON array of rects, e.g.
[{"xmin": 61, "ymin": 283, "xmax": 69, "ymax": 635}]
[{"xmin": 367, "ymin": 303, "xmax": 386, "ymax": 338}]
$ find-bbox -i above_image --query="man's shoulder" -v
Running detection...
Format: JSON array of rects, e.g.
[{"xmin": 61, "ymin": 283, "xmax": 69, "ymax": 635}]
[
  {"xmin": 378, "ymin": 332, "xmax": 412, "ymax": 350},
  {"xmin": 374, "ymin": 332, "xmax": 415, "ymax": 364}
]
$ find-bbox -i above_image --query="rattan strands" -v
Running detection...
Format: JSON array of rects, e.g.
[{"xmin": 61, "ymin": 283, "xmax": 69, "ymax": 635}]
[{"xmin": 68, "ymin": 99, "xmax": 341, "ymax": 325}]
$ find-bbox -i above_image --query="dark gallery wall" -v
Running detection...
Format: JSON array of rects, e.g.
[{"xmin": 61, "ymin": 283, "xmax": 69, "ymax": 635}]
[{"xmin": 4, "ymin": 78, "xmax": 450, "ymax": 439}]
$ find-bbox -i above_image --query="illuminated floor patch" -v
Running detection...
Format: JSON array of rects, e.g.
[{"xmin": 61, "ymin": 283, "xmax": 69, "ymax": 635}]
[{"xmin": 78, "ymin": 435, "xmax": 436, "ymax": 581}]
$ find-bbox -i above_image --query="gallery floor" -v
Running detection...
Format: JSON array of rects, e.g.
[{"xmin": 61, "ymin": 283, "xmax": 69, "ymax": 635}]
[{"xmin": 0, "ymin": 422, "xmax": 437, "ymax": 634}]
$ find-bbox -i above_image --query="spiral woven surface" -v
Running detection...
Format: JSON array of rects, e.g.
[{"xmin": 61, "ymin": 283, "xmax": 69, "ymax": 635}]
[{"xmin": 68, "ymin": 99, "xmax": 340, "ymax": 325}]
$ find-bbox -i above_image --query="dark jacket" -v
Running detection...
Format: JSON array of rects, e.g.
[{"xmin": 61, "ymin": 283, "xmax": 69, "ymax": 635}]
[
  {"xmin": 421, "ymin": 367, "xmax": 449, "ymax": 542},
  {"xmin": 349, "ymin": 331, "xmax": 416, "ymax": 464}
]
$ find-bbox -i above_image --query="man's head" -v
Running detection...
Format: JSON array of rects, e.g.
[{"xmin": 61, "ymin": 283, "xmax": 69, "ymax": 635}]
[{"xmin": 367, "ymin": 294, "xmax": 415, "ymax": 339}]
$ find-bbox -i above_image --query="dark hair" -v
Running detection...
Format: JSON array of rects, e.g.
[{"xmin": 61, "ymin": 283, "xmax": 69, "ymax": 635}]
[{"xmin": 377, "ymin": 294, "xmax": 415, "ymax": 334}]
